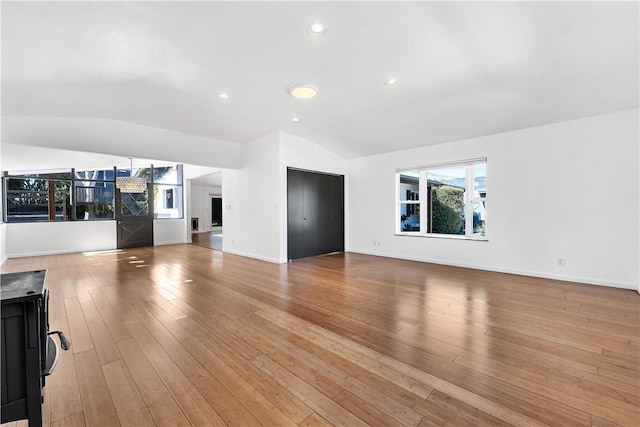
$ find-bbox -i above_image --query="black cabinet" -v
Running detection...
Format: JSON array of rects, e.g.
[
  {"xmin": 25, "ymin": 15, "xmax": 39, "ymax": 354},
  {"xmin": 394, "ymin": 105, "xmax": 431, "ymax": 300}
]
[
  {"xmin": 287, "ymin": 168, "xmax": 344, "ymax": 260},
  {"xmin": 1, "ymin": 270, "xmax": 59, "ymax": 426}
]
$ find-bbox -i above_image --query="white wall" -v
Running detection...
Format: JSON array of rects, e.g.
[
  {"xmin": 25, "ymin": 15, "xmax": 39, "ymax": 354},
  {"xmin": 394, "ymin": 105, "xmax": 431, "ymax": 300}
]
[
  {"xmin": 3, "ymin": 219, "xmax": 188, "ymax": 257},
  {"xmin": 278, "ymin": 132, "xmax": 348, "ymax": 262},
  {"xmin": 2, "ymin": 115, "xmax": 241, "ymax": 169},
  {"xmin": 4, "ymin": 221, "xmax": 117, "ymax": 257},
  {"xmin": 155, "ymin": 173, "xmax": 190, "ymax": 245},
  {"xmin": 0, "ymin": 223, "xmax": 7, "ymax": 265},
  {"xmin": 347, "ymin": 109, "xmax": 639, "ymax": 289},
  {"xmin": 154, "ymin": 219, "xmax": 187, "ymax": 246},
  {"xmin": 222, "ymin": 134, "xmax": 281, "ymax": 263}
]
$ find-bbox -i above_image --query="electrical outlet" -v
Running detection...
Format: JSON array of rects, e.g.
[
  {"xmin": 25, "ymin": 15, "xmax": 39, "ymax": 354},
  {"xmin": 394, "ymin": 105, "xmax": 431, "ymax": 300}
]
[
  {"xmin": 557, "ymin": 257, "xmax": 566, "ymax": 267},
  {"xmin": 373, "ymin": 240, "xmax": 376, "ymax": 246}
]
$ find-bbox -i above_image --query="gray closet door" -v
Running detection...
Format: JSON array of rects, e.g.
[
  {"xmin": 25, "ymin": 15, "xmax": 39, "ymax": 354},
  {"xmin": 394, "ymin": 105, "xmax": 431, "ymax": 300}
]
[{"xmin": 287, "ymin": 168, "xmax": 344, "ymax": 260}]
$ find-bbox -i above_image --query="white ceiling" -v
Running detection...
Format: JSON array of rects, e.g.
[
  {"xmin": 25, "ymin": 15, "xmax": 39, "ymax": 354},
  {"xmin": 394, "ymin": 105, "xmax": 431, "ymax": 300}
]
[{"xmin": 2, "ymin": 1, "xmax": 638, "ymax": 159}]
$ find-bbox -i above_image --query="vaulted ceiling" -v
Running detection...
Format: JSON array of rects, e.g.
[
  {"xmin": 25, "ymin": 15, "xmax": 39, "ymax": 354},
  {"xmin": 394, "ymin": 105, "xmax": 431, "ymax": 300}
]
[{"xmin": 2, "ymin": 1, "xmax": 638, "ymax": 159}]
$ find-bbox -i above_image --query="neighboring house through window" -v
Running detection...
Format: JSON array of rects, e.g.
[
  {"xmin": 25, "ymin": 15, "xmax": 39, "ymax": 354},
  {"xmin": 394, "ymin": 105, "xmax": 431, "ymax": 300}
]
[{"xmin": 397, "ymin": 158, "xmax": 486, "ymax": 238}]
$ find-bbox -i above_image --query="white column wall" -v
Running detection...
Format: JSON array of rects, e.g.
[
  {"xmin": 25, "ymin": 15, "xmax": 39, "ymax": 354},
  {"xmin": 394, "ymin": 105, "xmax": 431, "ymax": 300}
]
[
  {"xmin": 347, "ymin": 109, "xmax": 639, "ymax": 289},
  {"xmin": 221, "ymin": 134, "xmax": 281, "ymax": 263}
]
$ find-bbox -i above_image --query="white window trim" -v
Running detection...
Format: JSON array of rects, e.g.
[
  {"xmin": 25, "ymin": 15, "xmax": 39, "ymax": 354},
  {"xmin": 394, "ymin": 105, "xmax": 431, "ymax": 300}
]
[{"xmin": 396, "ymin": 159, "xmax": 487, "ymax": 241}]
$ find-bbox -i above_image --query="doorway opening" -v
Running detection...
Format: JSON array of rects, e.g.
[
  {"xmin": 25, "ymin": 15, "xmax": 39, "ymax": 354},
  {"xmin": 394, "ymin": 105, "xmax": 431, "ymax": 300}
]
[
  {"xmin": 209, "ymin": 197, "xmax": 223, "ymax": 250},
  {"xmin": 116, "ymin": 186, "xmax": 153, "ymax": 249},
  {"xmin": 212, "ymin": 197, "xmax": 222, "ymax": 228}
]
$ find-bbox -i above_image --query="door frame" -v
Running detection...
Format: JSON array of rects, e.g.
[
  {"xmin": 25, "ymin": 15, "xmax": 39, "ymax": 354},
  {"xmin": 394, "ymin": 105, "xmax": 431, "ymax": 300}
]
[{"xmin": 287, "ymin": 167, "xmax": 344, "ymax": 261}]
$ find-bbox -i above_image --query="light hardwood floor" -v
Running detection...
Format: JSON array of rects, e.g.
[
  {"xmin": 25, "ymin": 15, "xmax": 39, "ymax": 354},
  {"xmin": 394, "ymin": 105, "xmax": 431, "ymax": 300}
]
[{"xmin": 1, "ymin": 245, "xmax": 638, "ymax": 427}]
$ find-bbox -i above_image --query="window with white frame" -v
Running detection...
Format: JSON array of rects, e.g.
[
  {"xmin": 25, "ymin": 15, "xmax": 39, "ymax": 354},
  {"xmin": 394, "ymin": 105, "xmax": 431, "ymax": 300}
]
[{"xmin": 397, "ymin": 159, "xmax": 486, "ymax": 238}]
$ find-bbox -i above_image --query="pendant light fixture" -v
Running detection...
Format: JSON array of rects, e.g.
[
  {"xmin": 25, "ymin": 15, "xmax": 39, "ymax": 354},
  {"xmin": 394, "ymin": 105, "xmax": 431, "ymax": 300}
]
[{"xmin": 116, "ymin": 158, "xmax": 147, "ymax": 193}]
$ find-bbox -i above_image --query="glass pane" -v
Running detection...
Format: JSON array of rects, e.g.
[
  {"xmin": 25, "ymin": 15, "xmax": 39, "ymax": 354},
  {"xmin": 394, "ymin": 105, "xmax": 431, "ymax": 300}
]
[
  {"xmin": 55, "ymin": 181, "xmax": 72, "ymax": 221},
  {"xmin": 153, "ymin": 165, "xmax": 182, "ymax": 185},
  {"xmin": 4, "ymin": 178, "xmax": 71, "ymax": 222},
  {"xmin": 399, "ymin": 171, "xmax": 419, "ymax": 202},
  {"xmin": 75, "ymin": 183, "xmax": 115, "ymax": 220},
  {"xmin": 153, "ymin": 184, "xmax": 183, "ymax": 218},
  {"xmin": 474, "ymin": 163, "xmax": 486, "ymax": 199},
  {"xmin": 5, "ymin": 178, "xmax": 49, "ymax": 222},
  {"xmin": 473, "ymin": 200, "xmax": 486, "ymax": 236},
  {"xmin": 74, "ymin": 169, "xmax": 114, "ymax": 181},
  {"xmin": 427, "ymin": 167, "xmax": 466, "ymax": 235},
  {"xmin": 400, "ymin": 203, "xmax": 420, "ymax": 232},
  {"xmin": 121, "ymin": 191, "xmax": 149, "ymax": 216}
]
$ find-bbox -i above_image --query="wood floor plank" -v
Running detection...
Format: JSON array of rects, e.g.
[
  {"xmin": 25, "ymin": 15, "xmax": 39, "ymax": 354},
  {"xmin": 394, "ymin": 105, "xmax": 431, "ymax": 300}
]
[
  {"xmin": 454, "ymin": 354, "xmax": 638, "ymax": 425},
  {"xmin": 251, "ymin": 311, "xmax": 428, "ymax": 408},
  {"xmin": 194, "ymin": 329, "xmax": 316, "ymax": 424},
  {"xmin": 254, "ymin": 307, "xmax": 557, "ymax": 427},
  {"xmin": 427, "ymin": 390, "xmax": 514, "ymax": 427},
  {"xmin": 64, "ymin": 298, "xmax": 94, "ymax": 354},
  {"xmin": 98, "ymin": 286, "xmax": 142, "ymax": 326},
  {"xmin": 50, "ymin": 412, "xmax": 85, "ymax": 427},
  {"xmin": 79, "ymin": 299, "xmax": 121, "ymax": 365},
  {"xmin": 182, "ymin": 334, "xmax": 298, "ymax": 427},
  {"xmin": 298, "ymin": 413, "xmax": 334, "ymax": 427},
  {"xmin": 47, "ymin": 277, "xmax": 68, "ymax": 322},
  {"xmin": 126, "ymin": 322, "xmax": 226, "ymax": 426},
  {"xmin": 243, "ymin": 313, "xmax": 423, "ymax": 427},
  {"xmin": 102, "ymin": 359, "xmax": 155, "ymax": 426},
  {"xmin": 333, "ymin": 390, "xmax": 406, "ymax": 427},
  {"xmin": 74, "ymin": 350, "xmax": 120, "ymax": 426},
  {"xmin": 194, "ymin": 376, "xmax": 263, "ymax": 427},
  {"xmin": 47, "ymin": 317, "xmax": 83, "ymax": 423},
  {"xmin": 92, "ymin": 295, "xmax": 132, "ymax": 342},
  {"xmin": 171, "ymin": 299, "xmax": 261, "ymax": 359},
  {"xmin": 115, "ymin": 338, "xmax": 190, "ymax": 427},
  {"xmin": 133, "ymin": 308, "xmax": 212, "ymax": 384},
  {"xmin": 2, "ymin": 246, "xmax": 636, "ymax": 427},
  {"xmin": 218, "ymin": 317, "xmax": 346, "ymax": 400},
  {"xmin": 252, "ymin": 354, "xmax": 369, "ymax": 427}
]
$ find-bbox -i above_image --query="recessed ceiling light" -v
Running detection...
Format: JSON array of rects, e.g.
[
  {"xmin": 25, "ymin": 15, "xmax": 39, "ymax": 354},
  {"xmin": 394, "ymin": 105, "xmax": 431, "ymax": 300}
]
[
  {"xmin": 384, "ymin": 78, "xmax": 398, "ymax": 87},
  {"xmin": 307, "ymin": 23, "xmax": 326, "ymax": 36},
  {"xmin": 292, "ymin": 116, "xmax": 301, "ymax": 122},
  {"xmin": 218, "ymin": 92, "xmax": 229, "ymax": 99},
  {"xmin": 289, "ymin": 84, "xmax": 318, "ymax": 99}
]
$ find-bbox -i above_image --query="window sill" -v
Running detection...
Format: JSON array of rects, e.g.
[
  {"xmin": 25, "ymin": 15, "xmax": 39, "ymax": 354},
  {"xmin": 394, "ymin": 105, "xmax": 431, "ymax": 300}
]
[{"xmin": 395, "ymin": 232, "xmax": 488, "ymax": 241}]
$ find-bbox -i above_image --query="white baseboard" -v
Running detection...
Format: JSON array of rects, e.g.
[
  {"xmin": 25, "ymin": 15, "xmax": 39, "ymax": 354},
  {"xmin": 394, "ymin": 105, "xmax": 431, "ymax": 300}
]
[
  {"xmin": 154, "ymin": 240, "xmax": 187, "ymax": 246},
  {"xmin": 0, "ymin": 256, "xmax": 7, "ymax": 266},
  {"xmin": 4, "ymin": 240, "xmax": 186, "ymax": 258},
  {"xmin": 223, "ymin": 248, "xmax": 281, "ymax": 264},
  {"xmin": 347, "ymin": 249, "xmax": 637, "ymax": 291},
  {"xmin": 4, "ymin": 247, "xmax": 117, "ymax": 259}
]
